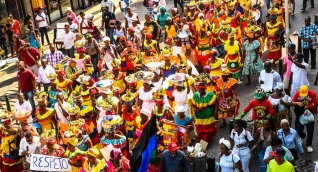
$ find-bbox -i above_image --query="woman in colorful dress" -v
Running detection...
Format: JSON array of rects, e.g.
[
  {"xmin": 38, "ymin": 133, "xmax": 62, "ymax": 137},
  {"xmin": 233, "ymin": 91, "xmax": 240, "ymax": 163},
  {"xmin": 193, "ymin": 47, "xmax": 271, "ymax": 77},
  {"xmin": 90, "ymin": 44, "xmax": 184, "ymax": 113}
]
[
  {"xmin": 152, "ymin": 93, "xmax": 174, "ymax": 126},
  {"xmin": 63, "ymin": 137, "xmax": 85, "ymax": 172},
  {"xmin": 121, "ymin": 91, "xmax": 140, "ymax": 149},
  {"xmin": 210, "ymin": 17, "xmax": 223, "ymax": 47},
  {"xmin": 195, "ymin": 21, "xmax": 211, "ymax": 69},
  {"xmin": 215, "ymin": 67, "xmax": 239, "ymax": 128},
  {"xmin": 207, "ymin": 49, "xmax": 224, "ymax": 78},
  {"xmin": 268, "ymin": 83, "xmax": 293, "ymax": 131},
  {"xmin": 75, "ymin": 97, "xmax": 99, "ymax": 145},
  {"xmin": 82, "ymin": 148, "xmax": 107, "ymax": 172},
  {"xmin": 162, "ymin": 53, "xmax": 177, "ymax": 78},
  {"xmin": 54, "ymin": 65, "xmax": 73, "ymax": 97},
  {"xmin": 165, "ymin": 17, "xmax": 178, "ymax": 39},
  {"xmin": 111, "ymin": 58, "xmax": 127, "ymax": 95},
  {"xmin": 107, "ymin": 148, "xmax": 130, "ymax": 172},
  {"xmin": 271, "ymin": 0, "xmax": 285, "ymax": 28},
  {"xmin": 191, "ymin": 81, "xmax": 217, "ymax": 142},
  {"xmin": 143, "ymin": 33, "xmax": 159, "ymax": 56},
  {"xmin": 0, "ymin": 112, "xmax": 24, "ymax": 171},
  {"xmin": 224, "ymin": 27, "xmax": 243, "ymax": 80},
  {"xmin": 40, "ymin": 129, "xmax": 65, "ymax": 157},
  {"xmin": 171, "ymin": 79, "xmax": 191, "ymax": 116},
  {"xmin": 239, "ymin": 2, "xmax": 253, "ymax": 33},
  {"xmin": 76, "ymin": 132, "xmax": 93, "ymax": 151},
  {"xmin": 35, "ymin": 92, "xmax": 57, "ymax": 131},
  {"xmin": 242, "ymin": 25, "xmax": 264, "ymax": 85},
  {"xmin": 100, "ymin": 123, "xmax": 128, "ymax": 157},
  {"xmin": 46, "ymin": 74, "xmax": 67, "ymax": 108},
  {"xmin": 264, "ymin": 9, "xmax": 284, "ymax": 64},
  {"xmin": 226, "ymin": 1, "xmax": 242, "ymax": 44},
  {"xmin": 74, "ymin": 75, "xmax": 97, "ymax": 107}
]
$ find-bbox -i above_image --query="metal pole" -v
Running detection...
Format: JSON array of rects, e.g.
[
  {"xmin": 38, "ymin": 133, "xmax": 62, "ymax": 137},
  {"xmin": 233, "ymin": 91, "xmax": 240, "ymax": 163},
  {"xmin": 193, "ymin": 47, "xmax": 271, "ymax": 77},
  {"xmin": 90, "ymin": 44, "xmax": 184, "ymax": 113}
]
[
  {"xmin": 285, "ymin": 0, "xmax": 289, "ymax": 53},
  {"xmin": 315, "ymin": 14, "xmax": 318, "ymax": 26}
]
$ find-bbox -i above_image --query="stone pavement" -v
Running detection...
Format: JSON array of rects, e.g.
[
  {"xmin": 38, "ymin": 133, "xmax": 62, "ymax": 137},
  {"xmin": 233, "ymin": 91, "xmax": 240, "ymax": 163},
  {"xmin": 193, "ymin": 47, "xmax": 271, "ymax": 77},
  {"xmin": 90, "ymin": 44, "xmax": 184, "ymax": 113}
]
[{"xmin": 0, "ymin": 0, "xmax": 318, "ymax": 171}]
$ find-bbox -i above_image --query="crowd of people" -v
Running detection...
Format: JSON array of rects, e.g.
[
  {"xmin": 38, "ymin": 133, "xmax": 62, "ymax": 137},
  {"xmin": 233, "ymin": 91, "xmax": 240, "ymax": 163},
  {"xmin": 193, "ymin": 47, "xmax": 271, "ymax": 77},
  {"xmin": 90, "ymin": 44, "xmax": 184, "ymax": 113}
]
[{"xmin": 0, "ymin": 0, "xmax": 318, "ymax": 171}]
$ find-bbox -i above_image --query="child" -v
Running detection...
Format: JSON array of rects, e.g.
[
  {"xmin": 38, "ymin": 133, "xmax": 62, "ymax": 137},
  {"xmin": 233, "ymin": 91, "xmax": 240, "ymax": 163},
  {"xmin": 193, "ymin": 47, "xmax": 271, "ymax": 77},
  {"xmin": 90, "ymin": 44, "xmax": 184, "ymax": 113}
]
[{"xmin": 5, "ymin": 23, "xmax": 14, "ymax": 57}]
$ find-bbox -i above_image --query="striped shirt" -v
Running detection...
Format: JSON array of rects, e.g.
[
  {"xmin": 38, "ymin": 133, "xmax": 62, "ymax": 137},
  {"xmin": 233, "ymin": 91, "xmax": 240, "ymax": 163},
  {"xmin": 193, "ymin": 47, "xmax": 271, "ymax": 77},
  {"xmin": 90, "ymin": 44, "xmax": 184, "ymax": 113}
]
[{"xmin": 45, "ymin": 50, "xmax": 64, "ymax": 66}]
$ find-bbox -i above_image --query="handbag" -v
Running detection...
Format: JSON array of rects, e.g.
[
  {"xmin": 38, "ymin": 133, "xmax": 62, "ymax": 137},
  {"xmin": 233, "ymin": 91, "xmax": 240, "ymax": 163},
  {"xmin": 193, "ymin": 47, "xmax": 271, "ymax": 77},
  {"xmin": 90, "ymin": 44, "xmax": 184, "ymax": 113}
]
[
  {"xmin": 26, "ymin": 49, "xmax": 41, "ymax": 67},
  {"xmin": 251, "ymin": 140, "xmax": 263, "ymax": 156},
  {"xmin": 299, "ymin": 110, "xmax": 315, "ymax": 125}
]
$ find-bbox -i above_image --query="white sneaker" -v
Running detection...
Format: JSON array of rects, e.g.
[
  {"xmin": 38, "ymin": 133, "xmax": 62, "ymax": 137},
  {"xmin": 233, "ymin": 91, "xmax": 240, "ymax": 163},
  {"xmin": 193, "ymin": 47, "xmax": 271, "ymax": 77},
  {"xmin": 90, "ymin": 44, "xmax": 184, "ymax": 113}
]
[{"xmin": 307, "ymin": 146, "xmax": 313, "ymax": 152}]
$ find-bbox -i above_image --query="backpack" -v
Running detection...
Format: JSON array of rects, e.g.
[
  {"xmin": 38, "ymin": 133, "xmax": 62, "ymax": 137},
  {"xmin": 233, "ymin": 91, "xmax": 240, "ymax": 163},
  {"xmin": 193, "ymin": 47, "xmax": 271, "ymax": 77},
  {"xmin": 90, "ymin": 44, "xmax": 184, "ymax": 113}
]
[{"xmin": 231, "ymin": 129, "xmax": 250, "ymax": 144}]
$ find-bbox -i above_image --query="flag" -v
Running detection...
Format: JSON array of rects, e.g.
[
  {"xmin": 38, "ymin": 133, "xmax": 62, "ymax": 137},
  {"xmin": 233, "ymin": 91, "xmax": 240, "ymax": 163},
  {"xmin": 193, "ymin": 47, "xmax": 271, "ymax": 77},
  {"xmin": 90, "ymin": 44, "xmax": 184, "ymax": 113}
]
[{"xmin": 130, "ymin": 115, "xmax": 157, "ymax": 172}]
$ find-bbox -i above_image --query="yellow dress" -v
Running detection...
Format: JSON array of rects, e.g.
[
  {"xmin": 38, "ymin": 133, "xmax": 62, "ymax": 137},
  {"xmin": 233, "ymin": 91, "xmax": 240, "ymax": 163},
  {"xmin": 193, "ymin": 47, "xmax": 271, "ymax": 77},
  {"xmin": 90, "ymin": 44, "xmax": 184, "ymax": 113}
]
[
  {"xmin": 113, "ymin": 72, "xmax": 126, "ymax": 94},
  {"xmin": 57, "ymin": 79, "xmax": 73, "ymax": 93},
  {"xmin": 35, "ymin": 108, "xmax": 56, "ymax": 130},
  {"xmin": 82, "ymin": 159, "xmax": 106, "ymax": 172},
  {"xmin": 1, "ymin": 127, "xmax": 22, "ymax": 166},
  {"xmin": 165, "ymin": 24, "xmax": 177, "ymax": 38},
  {"xmin": 143, "ymin": 40, "xmax": 158, "ymax": 56},
  {"xmin": 275, "ymin": 7, "xmax": 286, "ymax": 28},
  {"xmin": 209, "ymin": 58, "xmax": 224, "ymax": 77},
  {"xmin": 265, "ymin": 21, "xmax": 283, "ymax": 60}
]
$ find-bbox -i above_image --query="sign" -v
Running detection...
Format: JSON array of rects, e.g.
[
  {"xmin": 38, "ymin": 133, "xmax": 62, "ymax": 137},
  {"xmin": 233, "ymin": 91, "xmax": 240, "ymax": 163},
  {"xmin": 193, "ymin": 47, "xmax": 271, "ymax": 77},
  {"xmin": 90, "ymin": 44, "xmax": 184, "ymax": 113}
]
[
  {"xmin": 30, "ymin": 154, "xmax": 72, "ymax": 171},
  {"xmin": 100, "ymin": 144, "xmax": 114, "ymax": 161},
  {"xmin": 161, "ymin": 121, "xmax": 190, "ymax": 149}
]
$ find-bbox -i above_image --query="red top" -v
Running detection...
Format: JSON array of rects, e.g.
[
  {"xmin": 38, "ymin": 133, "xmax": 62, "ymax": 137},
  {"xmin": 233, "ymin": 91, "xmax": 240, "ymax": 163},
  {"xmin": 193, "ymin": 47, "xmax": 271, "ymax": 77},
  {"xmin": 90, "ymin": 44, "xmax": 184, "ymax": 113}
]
[
  {"xmin": 122, "ymin": 49, "xmax": 138, "ymax": 70},
  {"xmin": 243, "ymin": 99, "xmax": 275, "ymax": 120},
  {"xmin": 11, "ymin": 20, "xmax": 20, "ymax": 35},
  {"xmin": 17, "ymin": 69, "xmax": 35, "ymax": 93},
  {"xmin": 20, "ymin": 48, "xmax": 40, "ymax": 66},
  {"xmin": 292, "ymin": 90, "xmax": 317, "ymax": 114},
  {"xmin": 86, "ymin": 25, "xmax": 98, "ymax": 37}
]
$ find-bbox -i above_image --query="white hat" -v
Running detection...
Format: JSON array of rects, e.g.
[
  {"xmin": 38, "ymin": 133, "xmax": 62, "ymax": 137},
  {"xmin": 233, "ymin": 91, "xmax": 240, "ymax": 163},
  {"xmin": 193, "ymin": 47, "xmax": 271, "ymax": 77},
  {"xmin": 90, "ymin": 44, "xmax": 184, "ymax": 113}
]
[
  {"xmin": 198, "ymin": 13, "xmax": 204, "ymax": 18},
  {"xmin": 140, "ymin": 109, "xmax": 151, "ymax": 118},
  {"xmin": 103, "ymin": 36, "xmax": 111, "ymax": 42},
  {"xmin": 176, "ymin": 106, "xmax": 185, "ymax": 113},
  {"xmin": 219, "ymin": 138, "xmax": 231, "ymax": 149},
  {"xmin": 131, "ymin": 17, "xmax": 139, "ymax": 22},
  {"xmin": 275, "ymin": 82, "xmax": 284, "ymax": 90},
  {"xmin": 65, "ymin": 7, "xmax": 72, "ymax": 12}
]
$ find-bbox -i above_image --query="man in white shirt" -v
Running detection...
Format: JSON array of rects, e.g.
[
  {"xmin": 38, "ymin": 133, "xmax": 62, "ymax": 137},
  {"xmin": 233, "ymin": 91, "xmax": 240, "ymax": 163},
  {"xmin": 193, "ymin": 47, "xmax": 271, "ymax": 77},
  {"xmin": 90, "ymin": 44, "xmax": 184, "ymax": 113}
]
[
  {"xmin": 78, "ymin": 11, "xmax": 88, "ymax": 34},
  {"xmin": 289, "ymin": 53, "xmax": 309, "ymax": 97},
  {"xmin": 67, "ymin": 17, "xmax": 79, "ymax": 33},
  {"xmin": 101, "ymin": 0, "xmax": 116, "ymax": 12},
  {"xmin": 259, "ymin": 61, "xmax": 282, "ymax": 93},
  {"xmin": 63, "ymin": 24, "xmax": 76, "ymax": 58},
  {"xmin": 19, "ymin": 132, "xmax": 41, "ymax": 170},
  {"xmin": 15, "ymin": 93, "xmax": 33, "ymax": 121},
  {"xmin": 37, "ymin": 59, "xmax": 56, "ymax": 92},
  {"xmin": 54, "ymin": 93, "xmax": 70, "ymax": 123},
  {"xmin": 35, "ymin": 6, "xmax": 50, "ymax": 46}
]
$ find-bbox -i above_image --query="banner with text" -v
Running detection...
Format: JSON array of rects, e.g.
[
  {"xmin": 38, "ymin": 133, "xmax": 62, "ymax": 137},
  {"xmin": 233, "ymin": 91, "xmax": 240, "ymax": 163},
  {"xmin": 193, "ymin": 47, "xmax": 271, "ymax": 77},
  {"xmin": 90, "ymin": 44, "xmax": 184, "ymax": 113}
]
[{"xmin": 30, "ymin": 154, "xmax": 72, "ymax": 171}]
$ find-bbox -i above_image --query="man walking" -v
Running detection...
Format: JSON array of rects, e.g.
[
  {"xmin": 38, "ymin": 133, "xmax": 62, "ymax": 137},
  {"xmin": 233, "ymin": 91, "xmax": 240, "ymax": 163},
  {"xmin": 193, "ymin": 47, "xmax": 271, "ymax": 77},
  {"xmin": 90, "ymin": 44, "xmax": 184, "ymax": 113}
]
[
  {"xmin": 63, "ymin": 24, "xmax": 76, "ymax": 58},
  {"xmin": 292, "ymin": 85, "xmax": 317, "ymax": 153},
  {"xmin": 20, "ymin": 44, "xmax": 41, "ymax": 76},
  {"xmin": 281, "ymin": 43, "xmax": 296, "ymax": 96},
  {"xmin": 37, "ymin": 59, "xmax": 56, "ymax": 92},
  {"xmin": 268, "ymin": 148, "xmax": 295, "ymax": 172},
  {"xmin": 17, "ymin": 61, "xmax": 36, "ymax": 117},
  {"xmin": 35, "ymin": 6, "xmax": 50, "ymax": 46},
  {"xmin": 45, "ymin": 44, "xmax": 64, "ymax": 66},
  {"xmin": 101, "ymin": 6, "xmax": 116, "ymax": 44},
  {"xmin": 288, "ymin": 53, "xmax": 309, "ymax": 97},
  {"xmin": 160, "ymin": 142, "xmax": 191, "ymax": 172},
  {"xmin": 298, "ymin": 16, "xmax": 318, "ymax": 68}
]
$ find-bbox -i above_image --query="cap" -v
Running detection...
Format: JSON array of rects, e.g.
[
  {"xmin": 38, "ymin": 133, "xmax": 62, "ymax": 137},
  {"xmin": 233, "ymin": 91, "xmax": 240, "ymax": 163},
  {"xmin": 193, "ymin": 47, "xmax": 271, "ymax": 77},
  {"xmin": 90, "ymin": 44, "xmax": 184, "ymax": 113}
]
[
  {"xmin": 65, "ymin": 7, "xmax": 72, "ymax": 11},
  {"xmin": 168, "ymin": 142, "xmax": 179, "ymax": 151},
  {"xmin": 288, "ymin": 43, "xmax": 296, "ymax": 49},
  {"xmin": 103, "ymin": 36, "xmax": 110, "ymax": 42},
  {"xmin": 131, "ymin": 17, "xmax": 139, "ymax": 22},
  {"xmin": 299, "ymin": 85, "xmax": 309, "ymax": 97},
  {"xmin": 270, "ymin": 147, "xmax": 286, "ymax": 157}
]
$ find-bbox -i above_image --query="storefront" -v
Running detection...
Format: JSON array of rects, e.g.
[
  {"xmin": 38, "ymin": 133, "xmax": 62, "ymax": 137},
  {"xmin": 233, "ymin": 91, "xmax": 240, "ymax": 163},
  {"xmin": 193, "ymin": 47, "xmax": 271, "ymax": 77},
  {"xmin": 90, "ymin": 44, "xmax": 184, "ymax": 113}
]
[{"xmin": 45, "ymin": 0, "xmax": 81, "ymax": 23}]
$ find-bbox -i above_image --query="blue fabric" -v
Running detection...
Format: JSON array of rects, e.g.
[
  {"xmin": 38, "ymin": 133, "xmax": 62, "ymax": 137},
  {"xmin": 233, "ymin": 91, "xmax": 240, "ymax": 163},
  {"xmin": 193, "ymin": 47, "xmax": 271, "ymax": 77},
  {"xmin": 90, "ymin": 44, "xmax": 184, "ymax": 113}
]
[
  {"xmin": 174, "ymin": 114, "xmax": 191, "ymax": 126},
  {"xmin": 277, "ymin": 128, "xmax": 304, "ymax": 154},
  {"xmin": 157, "ymin": 13, "xmax": 170, "ymax": 27},
  {"xmin": 258, "ymin": 147, "xmax": 267, "ymax": 172},
  {"xmin": 160, "ymin": 150, "xmax": 190, "ymax": 172},
  {"xmin": 299, "ymin": 23, "xmax": 318, "ymax": 49},
  {"xmin": 138, "ymin": 133, "xmax": 157, "ymax": 172},
  {"xmin": 29, "ymin": 34, "xmax": 38, "ymax": 48}
]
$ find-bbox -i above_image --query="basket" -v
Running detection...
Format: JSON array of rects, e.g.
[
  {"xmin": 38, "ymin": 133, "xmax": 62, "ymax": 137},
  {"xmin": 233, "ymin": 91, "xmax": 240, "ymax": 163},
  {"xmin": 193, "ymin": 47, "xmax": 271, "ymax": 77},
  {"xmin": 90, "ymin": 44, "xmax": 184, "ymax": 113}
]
[{"xmin": 13, "ymin": 110, "xmax": 31, "ymax": 122}]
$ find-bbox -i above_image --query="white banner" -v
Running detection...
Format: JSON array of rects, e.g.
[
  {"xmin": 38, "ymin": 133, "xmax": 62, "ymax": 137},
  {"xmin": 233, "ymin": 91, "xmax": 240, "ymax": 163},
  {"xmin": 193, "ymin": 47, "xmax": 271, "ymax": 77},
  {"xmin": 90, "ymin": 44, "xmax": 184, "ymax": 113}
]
[{"xmin": 30, "ymin": 154, "xmax": 72, "ymax": 171}]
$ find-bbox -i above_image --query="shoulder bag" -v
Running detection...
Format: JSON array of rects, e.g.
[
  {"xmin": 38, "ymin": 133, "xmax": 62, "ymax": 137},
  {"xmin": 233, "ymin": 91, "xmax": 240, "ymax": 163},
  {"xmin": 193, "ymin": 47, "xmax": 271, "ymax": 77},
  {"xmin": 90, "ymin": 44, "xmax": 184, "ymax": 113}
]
[{"xmin": 26, "ymin": 49, "xmax": 41, "ymax": 67}]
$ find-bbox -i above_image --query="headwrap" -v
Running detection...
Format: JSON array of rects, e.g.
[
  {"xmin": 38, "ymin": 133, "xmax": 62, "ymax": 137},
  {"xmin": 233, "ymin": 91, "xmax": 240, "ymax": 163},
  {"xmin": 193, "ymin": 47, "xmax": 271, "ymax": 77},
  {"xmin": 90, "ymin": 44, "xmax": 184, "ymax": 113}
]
[
  {"xmin": 145, "ymin": 33, "xmax": 152, "ymax": 39},
  {"xmin": 76, "ymin": 46, "xmax": 87, "ymax": 53},
  {"xmin": 127, "ymin": 27, "xmax": 134, "ymax": 32},
  {"xmin": 119, "ymin": 36, "xmax": 126, "ymax": 41},
  {"xmin": 56, "ymin": 70, "xmax": 65, "ymax": 76},
  {"xmin": 103, "ymin": 36, "xmax": 111, "ymax": 42},
  {"xmin": 87, "ymin": 148, "xmax": 100, "ymax": 158},
  {"xmin": 219, "ymin": 138, "xmax": 231, "ymax": 149},
  {"xmin": 160, "ymin": 6, "xmax": 167, "ymax": 12},
  {"xmin": 140, "ymin": 109, "xmax": 151, "ymax": 118},
  {"xmin": 176, "ymin": 106, "xmax": 185, "ymax": 113},
  {"xmin": 254, "ymin": 87, "xmax": 266, "ymax": 100},
  {"xmin": 103, "ymin": 123, "xmax": 116, "ymax": 133},
  {"xmin": 275, "ymin": 82, "xmax": 284, "ymax": 90},
  {"xmin": 126, "ymin": 41, "xmax": 133, "ymax": 47}
]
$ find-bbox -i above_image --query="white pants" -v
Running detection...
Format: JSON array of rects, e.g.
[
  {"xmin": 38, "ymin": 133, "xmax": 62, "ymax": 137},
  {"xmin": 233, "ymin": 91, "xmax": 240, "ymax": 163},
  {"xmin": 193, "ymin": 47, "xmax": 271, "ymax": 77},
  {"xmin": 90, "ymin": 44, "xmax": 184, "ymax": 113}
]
[
  {"xmin": 239, "ymin": 154, "xmax": 251, "ymax": 172},
  {"xmin": 26, "ymin": 64, "xmax": 39, "ymax": 76},
  {"xmin": 291, "ymin": 85, "xmax": 300, "ymax": 98}
]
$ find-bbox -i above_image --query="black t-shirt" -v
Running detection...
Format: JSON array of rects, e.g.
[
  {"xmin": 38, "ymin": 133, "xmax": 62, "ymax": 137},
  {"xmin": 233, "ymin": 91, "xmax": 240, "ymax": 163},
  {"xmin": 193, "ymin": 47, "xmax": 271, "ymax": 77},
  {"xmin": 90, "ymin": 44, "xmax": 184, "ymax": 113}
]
[
  {"xmin": 144, "ymin": 21, "xmax": 159, "ymax": 39},
  {"xmin": 102, "ymin": 12, "xmax": 116, "ymax": 29},
  {"xmin": 6, "ymin": 29, "xmax": 14, "ymax": 42}
]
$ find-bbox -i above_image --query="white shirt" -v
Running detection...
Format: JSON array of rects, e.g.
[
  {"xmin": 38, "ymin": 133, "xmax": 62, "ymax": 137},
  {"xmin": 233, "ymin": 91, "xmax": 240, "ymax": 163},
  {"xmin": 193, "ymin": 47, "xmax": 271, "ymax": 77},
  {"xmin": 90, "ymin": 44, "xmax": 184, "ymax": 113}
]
[
  {"xmin": 35, "ymin": 13, "xmax": 48, "ymax": 27},
  {"xmin": 69, "ymin": 22, "xmax": 78, "ymax": 32},
  {"xmin": 15, "ymin": 100, "xmax": 33, "ymax": 122},
  {"xmin": 133, "ymin": 24, "xmax": 143, "ymax": 39},
  {"xmin": 125, "ymin": 13, "xmax": 138, "ymax": 28},
  {"xmin": 37, "ymin": 65, "xmax": 56, "ymax": 84},
  {"xmin": 54, "ymin": 101, "xmax": 70, "ymax": 124},
  {"xmin": 219, "ymin": 152, "xmax": 240, "ymax": 172},
  {"xmin": 63, "ymin": 31, "xmax": 76, "ymax": 49},
  {"xmin": 263, "ymin": 146, "xmax": 294, "ymax": 161},
  {"xmin": 120, "ymin": 0, "xmax": 128, "ymax": 8},
  {"xmin": 19, "ymin": 136, "xmax": 41, "ymax": 162},
  {"xmin": 291, "ymin": 61, "xmax": 309, "ymax": 88},
  {"xmin": 101, "ymin": 0, "xmax": 115, "ymax": 12},
  {"xmin": 230, "ymin": 129, "xmax": 253, "ymax": 155}
]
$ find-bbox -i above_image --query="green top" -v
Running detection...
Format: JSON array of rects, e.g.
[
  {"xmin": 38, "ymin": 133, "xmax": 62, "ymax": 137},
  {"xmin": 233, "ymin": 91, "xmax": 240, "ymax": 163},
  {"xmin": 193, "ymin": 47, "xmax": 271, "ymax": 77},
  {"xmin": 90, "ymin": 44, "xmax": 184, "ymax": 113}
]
[{"xmin": 65, "ymin": 65, "xmax": 79, "ymax": 80}]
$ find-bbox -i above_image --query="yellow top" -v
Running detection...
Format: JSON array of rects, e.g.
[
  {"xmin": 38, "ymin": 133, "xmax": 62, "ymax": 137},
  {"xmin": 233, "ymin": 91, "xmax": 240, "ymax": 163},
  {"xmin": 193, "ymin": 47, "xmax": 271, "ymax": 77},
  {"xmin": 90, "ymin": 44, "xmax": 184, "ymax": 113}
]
[
  {"xmin": 165, "ymin": 24, "xmax": 177, "ymax": 38},
  {"xmin": 143, "ymin": 40, "xmax": 158, "ymax": 55},
  {"xmin": 209, "ymin": 58, "xmax": 224, "ymax": 77},
  {"xmin": 82, "ymin": 159, "xmax": 106, "ymax": 172},
  {"xmin": 224, "ymin": 40, "xmax": 240, "ymax": 55}
]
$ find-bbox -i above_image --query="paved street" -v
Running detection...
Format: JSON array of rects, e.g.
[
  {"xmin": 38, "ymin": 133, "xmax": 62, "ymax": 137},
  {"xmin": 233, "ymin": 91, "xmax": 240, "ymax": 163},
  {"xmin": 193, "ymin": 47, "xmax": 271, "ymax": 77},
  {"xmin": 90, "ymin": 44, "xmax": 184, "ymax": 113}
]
[{"xmin": 0, "ymin": 0, "xmax": 318, "ymax": 171}]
